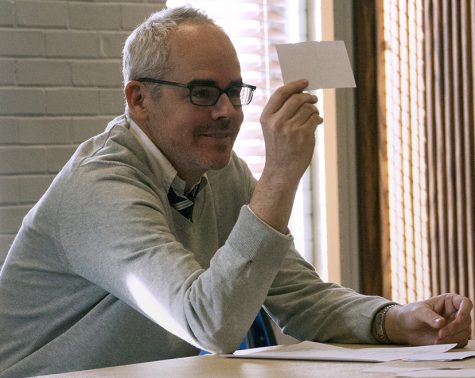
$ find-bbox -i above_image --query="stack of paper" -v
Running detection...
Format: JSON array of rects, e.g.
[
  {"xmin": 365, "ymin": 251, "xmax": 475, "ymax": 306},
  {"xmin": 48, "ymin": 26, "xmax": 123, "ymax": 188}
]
[{"xmin": 228, "ymin": 341, "xmax": 475, "ymax": 363}]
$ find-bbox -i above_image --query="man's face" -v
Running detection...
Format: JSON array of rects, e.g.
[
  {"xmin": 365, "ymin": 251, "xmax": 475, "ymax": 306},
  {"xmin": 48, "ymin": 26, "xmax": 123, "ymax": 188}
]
[{"xmin": 142, "ymin": 23, "xmax": 244, "ymax": 184}]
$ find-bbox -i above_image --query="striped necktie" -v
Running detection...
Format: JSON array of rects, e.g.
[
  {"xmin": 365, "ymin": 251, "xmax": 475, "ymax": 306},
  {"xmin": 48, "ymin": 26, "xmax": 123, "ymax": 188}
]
[{"xmin": 167, "ymin": 185, "xmax": 199, "ymax": 221}]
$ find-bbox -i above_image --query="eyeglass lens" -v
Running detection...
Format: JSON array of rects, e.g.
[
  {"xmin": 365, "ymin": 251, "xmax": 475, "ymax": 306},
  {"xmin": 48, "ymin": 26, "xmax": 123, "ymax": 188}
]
[{"xmin": 190, "ymin": 85, "xmax": 253, "ymax": 106}]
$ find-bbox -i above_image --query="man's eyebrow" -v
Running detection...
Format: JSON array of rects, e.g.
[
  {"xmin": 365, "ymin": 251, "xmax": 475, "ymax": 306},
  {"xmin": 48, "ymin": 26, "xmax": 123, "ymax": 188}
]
[
  {"xmin": 188, "ymin": 79, "xmax": 216, "ymax": 86},
  {"xmin": 188, "ymin": 79, "xmax": 244, "ymax": 87}
]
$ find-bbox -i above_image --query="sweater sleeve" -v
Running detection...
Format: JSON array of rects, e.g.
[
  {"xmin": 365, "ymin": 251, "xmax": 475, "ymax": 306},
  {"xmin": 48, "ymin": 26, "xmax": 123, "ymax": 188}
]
[
  {"xmin": 264, "ymin": 246, "xmax": 390, "ymax": 344},
  {"xmin": 57, "ymin": 161, "xmax": 292, "ymax": 354},
  {"xmin": 223, "ymin": 155, "xmax": 390, "ymax": 344}
]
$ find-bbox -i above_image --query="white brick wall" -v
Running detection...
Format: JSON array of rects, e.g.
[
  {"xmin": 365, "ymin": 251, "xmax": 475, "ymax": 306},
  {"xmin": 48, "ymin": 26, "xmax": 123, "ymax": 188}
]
[{"xmin": 0, "ymin": 0, "xmax": 166, "ymax": 265}]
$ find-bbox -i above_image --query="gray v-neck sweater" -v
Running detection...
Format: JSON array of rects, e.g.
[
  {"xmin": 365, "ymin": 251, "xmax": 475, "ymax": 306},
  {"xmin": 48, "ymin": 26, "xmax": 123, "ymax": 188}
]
[{"xmin": 0, "ymin": 115, "xmax": 388, "ymax": 377}]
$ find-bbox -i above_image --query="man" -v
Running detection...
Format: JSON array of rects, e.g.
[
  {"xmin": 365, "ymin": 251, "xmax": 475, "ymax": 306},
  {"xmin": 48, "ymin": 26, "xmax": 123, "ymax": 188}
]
[{"xmin": 0, "ymin": 6, "xmax": 471, "ymax": 377}]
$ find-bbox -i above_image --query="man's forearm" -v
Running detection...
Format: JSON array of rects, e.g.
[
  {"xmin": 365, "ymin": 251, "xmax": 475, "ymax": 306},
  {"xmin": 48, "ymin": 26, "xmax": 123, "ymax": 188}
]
[{"xmin": 249, "ymin": 173, "xmax": 299, "ymax": 234}]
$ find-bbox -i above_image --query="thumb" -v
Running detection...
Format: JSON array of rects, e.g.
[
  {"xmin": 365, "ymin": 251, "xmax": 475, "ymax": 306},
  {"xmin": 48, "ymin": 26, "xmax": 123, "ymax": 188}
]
[{"xmin": 418, "ymin": 306, "xmax": 446, "ymax": 329}]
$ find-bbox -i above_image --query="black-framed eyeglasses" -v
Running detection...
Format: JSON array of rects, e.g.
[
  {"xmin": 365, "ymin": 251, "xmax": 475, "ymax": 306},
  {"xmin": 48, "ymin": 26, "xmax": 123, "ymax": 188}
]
[{"xmin": 137, "ymin": 78, "xmax": 256, "ymax": 107}]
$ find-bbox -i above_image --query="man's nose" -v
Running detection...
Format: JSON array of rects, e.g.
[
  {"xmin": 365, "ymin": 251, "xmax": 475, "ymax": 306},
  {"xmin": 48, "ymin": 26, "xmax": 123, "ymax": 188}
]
[{"xmin": 211, "ymin": 92, "xmax": 238, "ymax": 118}]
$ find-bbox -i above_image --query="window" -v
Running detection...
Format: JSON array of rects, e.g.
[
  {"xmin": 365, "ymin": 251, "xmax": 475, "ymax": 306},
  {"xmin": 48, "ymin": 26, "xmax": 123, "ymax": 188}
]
[
  {"xmin": 363, "ymin": 0, "xmax": 475, "ymax": 325},
  {"xmin": 382, "ymin": 0, "xmax": 430, "ymax": 303},
  {"xmin": 167, "ymin": 0, "xmax": 324, "ymax": 265}
]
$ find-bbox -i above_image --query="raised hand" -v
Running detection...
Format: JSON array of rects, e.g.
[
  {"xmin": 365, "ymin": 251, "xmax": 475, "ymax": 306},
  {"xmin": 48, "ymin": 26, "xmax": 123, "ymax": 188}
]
[{"xmin": 250, "ymin": 79, "xmax": 323, "ymax": 233}]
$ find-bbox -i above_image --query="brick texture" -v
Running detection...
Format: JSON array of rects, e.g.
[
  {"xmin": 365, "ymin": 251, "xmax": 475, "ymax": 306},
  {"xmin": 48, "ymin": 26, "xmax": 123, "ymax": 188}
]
[{"xmin": 0, "ymin": 0, "xmax": 167, "ymax": 262}]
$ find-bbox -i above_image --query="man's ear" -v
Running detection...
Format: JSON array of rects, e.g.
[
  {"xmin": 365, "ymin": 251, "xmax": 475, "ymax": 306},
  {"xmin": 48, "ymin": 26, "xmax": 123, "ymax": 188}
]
[{"xmin": 125, "ymin": 81, "xmax": 149, "ymax": 122}]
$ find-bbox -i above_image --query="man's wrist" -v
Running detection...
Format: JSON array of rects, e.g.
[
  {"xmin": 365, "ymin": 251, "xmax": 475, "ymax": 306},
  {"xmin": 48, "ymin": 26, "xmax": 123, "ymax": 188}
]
[{"xmin": 372, "ymin": 303, "xmax": 399, "ymax": 344}]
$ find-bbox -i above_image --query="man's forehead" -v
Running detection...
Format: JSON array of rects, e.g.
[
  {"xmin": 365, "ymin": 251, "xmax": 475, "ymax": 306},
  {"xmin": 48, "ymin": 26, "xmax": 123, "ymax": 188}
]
[
  {"xmin": 165, "ymin": 23, "xmax": 241, "ymax": 83},
  {"xmin": 167, "ymin": 24, "xmax": 233, "ymax": 58}
]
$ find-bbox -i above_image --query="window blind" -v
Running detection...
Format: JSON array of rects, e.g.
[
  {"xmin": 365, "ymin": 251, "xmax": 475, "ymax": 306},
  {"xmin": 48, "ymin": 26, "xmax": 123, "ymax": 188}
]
[
  {"xmin": 381, "ymin": 0, "xmax": 475, "ymax": 331},
  {"xmin": 382, "ymin": 0, "xmax": 431, "ymax": 303}
]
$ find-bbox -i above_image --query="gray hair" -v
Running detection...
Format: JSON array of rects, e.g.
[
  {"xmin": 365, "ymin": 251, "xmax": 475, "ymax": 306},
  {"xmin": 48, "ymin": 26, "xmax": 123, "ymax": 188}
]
[{"xmin": 122, "ymin": 6, "xmax": 218, "ymax": 84}]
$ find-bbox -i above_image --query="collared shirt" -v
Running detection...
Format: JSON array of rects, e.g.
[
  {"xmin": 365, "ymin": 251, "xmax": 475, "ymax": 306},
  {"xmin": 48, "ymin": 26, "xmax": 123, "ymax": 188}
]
[{"xmin": 127, "ymin": 116, "xmax": 207, "ymax": 198}]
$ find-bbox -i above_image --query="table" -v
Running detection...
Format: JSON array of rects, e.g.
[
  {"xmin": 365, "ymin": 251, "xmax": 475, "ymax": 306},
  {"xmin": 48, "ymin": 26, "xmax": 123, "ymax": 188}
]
[{"xmin": 36, "ymin": 341, "xmax": 475, "ymax": 378}]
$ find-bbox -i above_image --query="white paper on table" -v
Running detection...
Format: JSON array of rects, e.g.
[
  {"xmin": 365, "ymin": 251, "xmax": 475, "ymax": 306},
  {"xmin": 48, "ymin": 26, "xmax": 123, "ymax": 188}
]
[
  {"xmin": 226, "ymin": 341, "xmax": 475, "ymax": 363},
  {"xmin": 404, "ymin": 351, "xmax": 475, "ymax": 362},
  {"xmin": 275, "ymin": 40, "xmax": 356, "ymax": 90}
]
